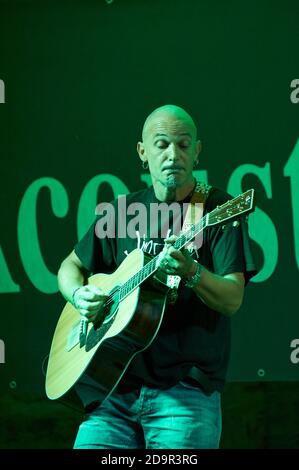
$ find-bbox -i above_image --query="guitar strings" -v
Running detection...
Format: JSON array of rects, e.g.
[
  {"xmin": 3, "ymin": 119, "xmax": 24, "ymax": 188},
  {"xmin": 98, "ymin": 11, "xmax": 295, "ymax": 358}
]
[{"xmin": 101, "ymin": 215, "xmax": 208, "ymax": 310}]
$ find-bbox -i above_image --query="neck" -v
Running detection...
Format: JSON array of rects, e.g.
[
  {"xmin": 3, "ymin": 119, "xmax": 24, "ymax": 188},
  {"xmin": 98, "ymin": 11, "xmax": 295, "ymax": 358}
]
[{"xmin": 153, "ymin": 177, "xmax": 196, "ymax": 202}]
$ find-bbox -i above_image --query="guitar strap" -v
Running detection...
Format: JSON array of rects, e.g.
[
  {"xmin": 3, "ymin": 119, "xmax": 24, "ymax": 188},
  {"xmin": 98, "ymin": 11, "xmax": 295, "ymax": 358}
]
[
  {"xmin": 166, "ymin": 180, "xmax": 212, "ymax": 298},
  {"xmin": 166, "ymin": 180, "xmax": 215, "ymax": 394},
  {"xmin": 181, "ymin": 179, "xmax": 212, "ymax": 250}
]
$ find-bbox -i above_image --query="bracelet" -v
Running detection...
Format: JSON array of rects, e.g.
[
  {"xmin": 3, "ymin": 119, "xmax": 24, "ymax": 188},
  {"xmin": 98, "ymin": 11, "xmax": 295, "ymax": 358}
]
[
  {"xmin": 184, "ymin": 261, "xmax": 203, "ymax": 288},
  {"xmin": 71, "ymin": 286, "xmax": 81, "ymax": 308}
]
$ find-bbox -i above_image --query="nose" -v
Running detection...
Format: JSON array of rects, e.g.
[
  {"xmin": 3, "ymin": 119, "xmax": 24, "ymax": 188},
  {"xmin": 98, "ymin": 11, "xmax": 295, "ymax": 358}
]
[{"xmin": 166, "ymin": 142, "xmax": 180, "ymax": 161}]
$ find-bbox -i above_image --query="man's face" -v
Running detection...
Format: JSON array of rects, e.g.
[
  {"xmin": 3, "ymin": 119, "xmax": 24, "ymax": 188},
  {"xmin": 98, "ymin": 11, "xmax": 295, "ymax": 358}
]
[{"xmin": 138, "ymin": 113, "xmax": 201, "ymax": 189}]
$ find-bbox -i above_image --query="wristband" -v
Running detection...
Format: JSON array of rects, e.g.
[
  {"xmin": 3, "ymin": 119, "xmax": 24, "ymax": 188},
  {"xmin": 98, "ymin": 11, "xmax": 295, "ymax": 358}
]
[
  {"xmin": 72, "ymin": 286, "xmax": 81, "ymax": 308},
  {"xmin": 184, "ymin": 261, "xmax": 203, "ymax": 288}
]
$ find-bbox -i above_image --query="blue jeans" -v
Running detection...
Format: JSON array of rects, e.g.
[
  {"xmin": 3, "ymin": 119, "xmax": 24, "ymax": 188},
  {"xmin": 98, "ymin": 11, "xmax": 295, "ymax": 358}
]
[{"xmin": 73, "ymin": 380, "xmax": 222, "ymax": 449}]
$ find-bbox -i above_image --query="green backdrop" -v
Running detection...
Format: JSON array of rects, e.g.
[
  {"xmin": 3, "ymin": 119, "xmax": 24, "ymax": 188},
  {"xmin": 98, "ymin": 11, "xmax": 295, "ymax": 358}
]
[{"xmin": 0, "ymin": 0, "xmax": 298, "ymax": 399}]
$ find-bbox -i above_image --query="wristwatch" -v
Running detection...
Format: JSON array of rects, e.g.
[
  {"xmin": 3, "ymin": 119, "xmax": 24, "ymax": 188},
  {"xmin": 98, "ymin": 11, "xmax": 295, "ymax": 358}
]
[{"xmin": 184, "ymin": 260, "xmax": 203, "ymax": 288}]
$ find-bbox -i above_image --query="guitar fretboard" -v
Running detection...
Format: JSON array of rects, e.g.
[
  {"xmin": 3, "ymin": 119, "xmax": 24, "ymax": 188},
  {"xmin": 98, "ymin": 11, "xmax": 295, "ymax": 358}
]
[{"xmin": 117, "ymin": 214, "xmax": 208, "ymax": 301}]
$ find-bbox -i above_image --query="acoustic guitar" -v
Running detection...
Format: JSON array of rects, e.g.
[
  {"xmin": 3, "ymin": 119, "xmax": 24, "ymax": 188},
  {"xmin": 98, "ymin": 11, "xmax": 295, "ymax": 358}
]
[{"xmin": 46, "ymin": 189, "xmax": 255, "ymax": 404}]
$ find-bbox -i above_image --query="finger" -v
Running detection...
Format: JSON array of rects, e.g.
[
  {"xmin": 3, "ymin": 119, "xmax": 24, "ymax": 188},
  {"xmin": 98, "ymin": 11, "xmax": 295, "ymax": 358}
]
[
  {"xmin": 76, "ymin": 299, "xmax": 105, "ymax": 311},
  {"xmin": 78, "ymin": 290, "xmax": 98, "ymax": 300},
  {"xmin": 159, "ymin": 257, "xmax": 177, "ymax": 273},
  {"xmin": 89, "ymin": 293, "xmax": 109, "ymax": 302},
  {"xmin": 80, "ymin": 291, "xmax": 108, "ymax": 302},
  {"xmin": 166, "ymin": 261, "xmax": 179, "ymax": 272},
  {"xmin": 158, "ymin": 260, "xmax": 169, "ymax": 273},
  {"xmin": 165, "ymin": 252, "xmax": 180, "ymax": 267},
  {"xmin": 80, "ymin": 310, "xmax": 99, "ymax": 321},
  {"xmin": 87, "ymin": 284, "xmax": 106, "ymax": 296},
  {"xmin": 164, "ymin": 235, "xmax": 178, "ymax": 245},
  {"xmin": 165, "ymin": 234, "xmax": 177, "ymax": 241},
  {"xmin": 156, "ymin": 248, "xmax": 168, "ymax": 267},
  {"xmin": 88, "ymin": 313, "xmax": 98, "ymax": 321},
  {"xmin": 168, "ymin": 249, "xmax": 185, "ymax": 261},
  {"xmin": 74, "ymin": 286, "xmax": 101, "ymax": 302},
  {"xmin": 79, "ymin": 309, "xmax": 91, "ymax": 319},
  {"xmin": 86, "ymin": 302, "xmax": 106, "ymax": 312}
]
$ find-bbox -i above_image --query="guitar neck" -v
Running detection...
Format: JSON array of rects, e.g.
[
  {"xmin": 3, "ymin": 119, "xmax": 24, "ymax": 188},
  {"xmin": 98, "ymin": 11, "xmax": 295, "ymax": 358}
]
[
  {"xmin": 172, "ymin": 214, "xmax": 208, "ymax": 251},
  {"xmin": 119, "ymin": 214, "xmax": 208, "ymax": 299}
]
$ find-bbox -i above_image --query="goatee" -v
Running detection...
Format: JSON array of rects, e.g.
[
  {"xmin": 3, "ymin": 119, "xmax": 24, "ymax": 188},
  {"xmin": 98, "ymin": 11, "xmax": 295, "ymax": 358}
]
[{"xmin": 165, "ymin": 174, "xmax": 178, "ymax": 189}]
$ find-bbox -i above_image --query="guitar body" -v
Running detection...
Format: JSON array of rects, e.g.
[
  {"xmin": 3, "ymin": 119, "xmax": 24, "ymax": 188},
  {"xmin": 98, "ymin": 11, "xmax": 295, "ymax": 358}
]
[{"xmin": 46, "ymin": 249, "xmax": 168, "ymax": 404}]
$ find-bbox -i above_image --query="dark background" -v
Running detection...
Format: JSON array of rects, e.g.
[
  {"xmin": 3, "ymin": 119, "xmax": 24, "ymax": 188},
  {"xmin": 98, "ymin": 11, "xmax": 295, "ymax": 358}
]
[{"xmin": 0, "ymin": 0, "xmax": 298, "ymax": 448}]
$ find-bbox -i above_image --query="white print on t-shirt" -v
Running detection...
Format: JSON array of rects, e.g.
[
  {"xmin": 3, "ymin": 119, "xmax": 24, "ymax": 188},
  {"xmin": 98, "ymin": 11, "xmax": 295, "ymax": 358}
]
[{"xmin": 123, "ymin": 230, "xmax": 200, "ymax": 259}]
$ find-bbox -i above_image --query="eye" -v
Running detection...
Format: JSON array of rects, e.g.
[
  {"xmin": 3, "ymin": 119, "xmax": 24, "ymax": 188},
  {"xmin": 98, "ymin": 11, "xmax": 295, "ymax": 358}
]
[
  {"xmin": 180, "ymin": 140, "xmax": 191, "ymax": 149},
  {"xmin": 156, "ymin": 140, "xmax": 168, "ymax": 149}
]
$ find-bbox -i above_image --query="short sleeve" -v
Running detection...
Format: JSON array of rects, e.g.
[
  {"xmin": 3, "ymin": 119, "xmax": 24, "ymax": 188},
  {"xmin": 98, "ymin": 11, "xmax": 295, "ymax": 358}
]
[
  {"xmin": 208, "ymin": 215, "xmax": 257, "ymax": 285},
  {"xmin": 74, "ymin": 217, "xmax": 116, "ymax": 274}
]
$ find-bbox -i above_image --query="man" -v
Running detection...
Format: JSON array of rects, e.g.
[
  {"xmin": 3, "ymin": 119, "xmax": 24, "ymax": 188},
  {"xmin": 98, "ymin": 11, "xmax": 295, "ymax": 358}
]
[{"xmin": 57, "ymin": 104, "xmax": 257, "ymax": 449}]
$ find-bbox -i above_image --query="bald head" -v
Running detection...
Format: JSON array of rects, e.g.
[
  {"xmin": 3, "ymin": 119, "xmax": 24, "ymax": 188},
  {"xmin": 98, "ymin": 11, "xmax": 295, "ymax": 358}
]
[
  {"xmin": 142, "ymin": 104, "xmax": 197, "ymax": 142},
  {"xmin": 137, "ymin": 104, "xmax": 202, "ymax": 199}
]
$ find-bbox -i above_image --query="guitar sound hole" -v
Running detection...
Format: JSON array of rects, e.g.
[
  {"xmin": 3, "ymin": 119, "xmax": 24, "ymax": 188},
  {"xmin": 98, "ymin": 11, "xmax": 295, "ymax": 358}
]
[{"xmin": 102, "ymin": 293, "xmax": 119, "ymax": 325}]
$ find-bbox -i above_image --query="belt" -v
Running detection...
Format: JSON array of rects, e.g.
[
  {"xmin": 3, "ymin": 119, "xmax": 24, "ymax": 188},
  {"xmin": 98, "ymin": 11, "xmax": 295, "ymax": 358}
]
[{"xmin": 185, "ymin": 366, "xmax": 214, "ymax": 395}]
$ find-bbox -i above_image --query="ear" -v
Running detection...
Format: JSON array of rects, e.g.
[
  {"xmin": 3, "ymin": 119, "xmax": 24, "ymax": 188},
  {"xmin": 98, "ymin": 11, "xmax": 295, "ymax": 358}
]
[
  {"xmin": 196, "ymin": 139, "xmax": 202, "ymax": 156},
  {"xmin": 137, "ymin": 141, "xmax": 147, "ymax": 163}
]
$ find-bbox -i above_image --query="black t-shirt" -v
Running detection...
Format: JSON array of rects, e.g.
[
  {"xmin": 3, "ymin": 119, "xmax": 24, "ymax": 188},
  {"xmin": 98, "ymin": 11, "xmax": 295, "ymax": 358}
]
[{"xmin": 74, "ymin": 185, "xmax": 257, "ymax": 408}]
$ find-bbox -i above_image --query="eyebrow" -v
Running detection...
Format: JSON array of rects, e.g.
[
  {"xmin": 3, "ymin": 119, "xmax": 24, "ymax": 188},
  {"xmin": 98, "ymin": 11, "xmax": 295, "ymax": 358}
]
[{"xmin": 153, "ymin": 133, "xmax": 192, "ymax": 138}]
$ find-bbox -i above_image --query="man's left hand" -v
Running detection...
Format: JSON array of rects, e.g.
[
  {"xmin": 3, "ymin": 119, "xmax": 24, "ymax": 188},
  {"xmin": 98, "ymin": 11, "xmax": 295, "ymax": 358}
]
[{"xmin": 158, "ymin": 235, "xmax": 197, "ymax": 279}]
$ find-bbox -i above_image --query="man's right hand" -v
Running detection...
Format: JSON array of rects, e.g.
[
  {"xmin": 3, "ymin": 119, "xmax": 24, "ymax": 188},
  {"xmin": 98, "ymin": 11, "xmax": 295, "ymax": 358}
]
[{"xmin": 72, "ymin": 284, "xmax": 109, "ymax": 324}]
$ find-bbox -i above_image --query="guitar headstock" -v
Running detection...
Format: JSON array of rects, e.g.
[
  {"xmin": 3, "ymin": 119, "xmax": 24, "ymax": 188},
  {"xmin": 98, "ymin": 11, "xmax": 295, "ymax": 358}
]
[{"xmin": 207, "ymin": 189, "xmax": 255, "ymax": 226}]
